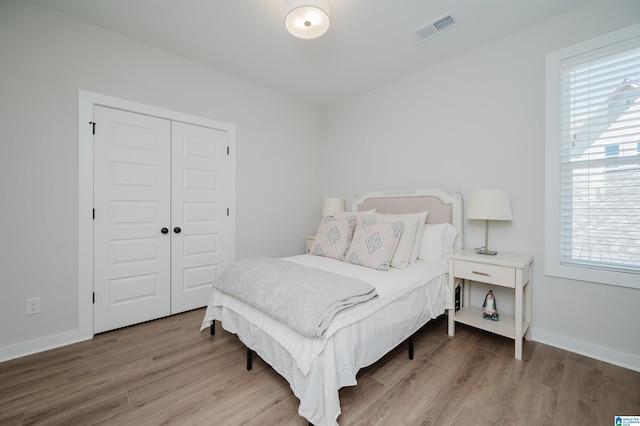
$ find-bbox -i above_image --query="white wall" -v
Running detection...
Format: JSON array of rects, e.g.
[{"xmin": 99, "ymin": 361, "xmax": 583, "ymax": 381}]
[
  {"xmin": 324, "ymin": 0, "xmax": 640, "ymax": 370},
  {"xmin": 0, "ymin": 1, "xmax": 324, "ymax": 359}
]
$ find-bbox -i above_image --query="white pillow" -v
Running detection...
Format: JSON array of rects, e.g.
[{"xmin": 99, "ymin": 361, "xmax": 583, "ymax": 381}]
[
  {"xmin": 344, "ymin": 217, "xmax": 404, "ymax": 271},
  {"xmin": 409, "ymin": 211, "xmax": 429, "ymax": 263},
  {"xmin": 418, "ymin": 223, "xmax": 459, "ymax": 264},
  {"xmin": 309, "ymin": 215, "xmax": 356, "ymax": 261},
  {"xmin": 374, "ymin": 211, "xmax": 428, "ymax": 266}
]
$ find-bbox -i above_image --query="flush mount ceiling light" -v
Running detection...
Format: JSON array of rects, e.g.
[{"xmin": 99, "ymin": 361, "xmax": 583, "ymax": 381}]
[{"xmin": 284, "ymin": 0, "xmax": 330, "ymax": 40}]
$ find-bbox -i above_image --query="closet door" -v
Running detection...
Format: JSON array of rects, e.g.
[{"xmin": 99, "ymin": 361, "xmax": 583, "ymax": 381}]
[
  {"xmin": 93, "ymin": 106, "xmax": 172, "ymax": 333},
  {"xmin": 171, "ymin": 122, "xmax": 229, "ymax": 313}
]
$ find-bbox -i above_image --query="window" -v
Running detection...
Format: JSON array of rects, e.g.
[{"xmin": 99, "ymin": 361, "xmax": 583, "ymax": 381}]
[
  {"xmin": 546, "ymin": 24, "xmax": 640, "ymax": 289},
  {"xmin": 604, "ymin": 144, "xmax": 620, "ymax": 157}
]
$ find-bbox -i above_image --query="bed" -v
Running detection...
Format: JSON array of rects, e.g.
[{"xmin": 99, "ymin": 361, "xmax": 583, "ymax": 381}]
[{"xmin": 200, "ymin": 188, "xmax": 463, "ymax": 426}]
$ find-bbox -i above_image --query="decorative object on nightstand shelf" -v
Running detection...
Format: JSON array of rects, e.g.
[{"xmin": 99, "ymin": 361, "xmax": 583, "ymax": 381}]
[
  {"xmin": 322, "ymin": 197, "xmax": 345, "ymax": 217},
  {"xmin": 466, "ymin": 190, "xmax": 513, "ymax": 255},
  {"xmin": 482, "ymin": 290, "xmax": 499, "ymax": 321}
]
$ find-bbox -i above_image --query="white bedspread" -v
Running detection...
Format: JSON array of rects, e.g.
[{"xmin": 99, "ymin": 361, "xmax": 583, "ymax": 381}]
[{"xmin": 200, "ymin": 255, "xmax": 451, "ymax": 425}]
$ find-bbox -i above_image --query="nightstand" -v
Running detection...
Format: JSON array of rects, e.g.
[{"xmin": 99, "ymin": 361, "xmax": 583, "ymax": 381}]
[
  {"xmin": 305, "ymin": 235, "xmax": 315, "ymax": 254},
  {"xmin": 447, "ymin": 249, "xmax": 533, "ymax": 360}
]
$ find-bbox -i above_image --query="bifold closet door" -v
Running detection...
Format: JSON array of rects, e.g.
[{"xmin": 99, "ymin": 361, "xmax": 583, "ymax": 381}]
[
  {"xmin": 93, "ymin": 106, "xmax": 172, "ymax": 334},
  {"xmin": 170, "ymin": 122, "xmax": 229, "ymax": 314}
]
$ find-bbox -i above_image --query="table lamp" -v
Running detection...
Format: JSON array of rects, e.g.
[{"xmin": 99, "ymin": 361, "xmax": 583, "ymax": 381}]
[
  {"xmin": 466, "ymin": 190, "xmax": 513, "ymax": 255},
  {"xmin": 322, "ymin": 197, "xmax": 345, "ymax": 217}
]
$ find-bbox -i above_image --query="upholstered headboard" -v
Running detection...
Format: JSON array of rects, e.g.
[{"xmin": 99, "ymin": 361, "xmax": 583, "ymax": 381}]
[{"xmin": 353, "ymin": 188, "xmax": 464, "ymax": 252}]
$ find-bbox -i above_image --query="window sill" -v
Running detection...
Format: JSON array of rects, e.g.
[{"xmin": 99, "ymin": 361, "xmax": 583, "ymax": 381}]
[{"xmin": 545, "ymin": 260, "xmax": 640, "ymax": 290}]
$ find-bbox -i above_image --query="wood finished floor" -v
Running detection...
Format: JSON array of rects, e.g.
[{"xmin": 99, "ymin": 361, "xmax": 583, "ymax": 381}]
[{"xmin": 1, "ymin": 308, "xmax": 638, "ymax": 426}]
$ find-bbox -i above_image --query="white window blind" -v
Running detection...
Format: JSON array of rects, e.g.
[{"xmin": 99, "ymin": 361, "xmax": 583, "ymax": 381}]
[{"xmin": 559, "ymin": 36, "xmax": 640, "ymax": 276}]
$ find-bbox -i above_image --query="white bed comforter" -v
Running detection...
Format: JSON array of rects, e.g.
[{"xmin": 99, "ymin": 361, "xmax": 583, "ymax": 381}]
[{"xmin": 200, "ymin": 255, "xmax": 452, "ymax": 426}]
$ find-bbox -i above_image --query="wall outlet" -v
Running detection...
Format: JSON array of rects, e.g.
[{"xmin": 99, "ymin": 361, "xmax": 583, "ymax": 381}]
[{"xmin": 26, "ymin": 297, "xmax": 40, "ymax": 315}]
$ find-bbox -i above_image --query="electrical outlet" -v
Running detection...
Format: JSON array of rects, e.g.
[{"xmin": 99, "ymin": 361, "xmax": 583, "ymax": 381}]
[{"xmin": 26, "ymin": 297, "xmax": 40, "ymax": 315}]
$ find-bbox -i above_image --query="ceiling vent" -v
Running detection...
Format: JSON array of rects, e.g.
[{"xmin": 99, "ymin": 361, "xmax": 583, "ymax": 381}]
[{"xmin": 412, "ymin": 13, "xmax": 457, "ymax": 41}]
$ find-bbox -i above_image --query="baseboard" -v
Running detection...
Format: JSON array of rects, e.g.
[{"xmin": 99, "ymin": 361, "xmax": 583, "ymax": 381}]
[
  {"xmin": 0, "ymin": 329, "xmax": 92, "ymax": 363},
  {"xmin": 533, "ymin": 328, "xmax": 640, "ymax": 372}
]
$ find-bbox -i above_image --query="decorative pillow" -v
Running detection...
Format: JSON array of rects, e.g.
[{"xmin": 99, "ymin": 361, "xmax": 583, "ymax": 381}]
[
  {"xmin": 310, "ymin": 215, "xmax": 356, "ymax": 261},
  {"xmin": 374, "ymin": 211, "xmax": 428, "ymax": 266},
  {"xmin": 344, "ymin": 217, "xmax": 404, "ymax": 271},
  {"xmin": 373, "ymin": 213, "xmax": 418, "ymax": 269},
  {"xmin": 418, "ymin": 223, "xmax": 459, "ymax": 264}
]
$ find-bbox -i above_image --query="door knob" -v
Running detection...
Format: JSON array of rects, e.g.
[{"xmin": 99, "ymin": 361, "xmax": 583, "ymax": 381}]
[
  {"xmin": 174, "ymin": 227, "xmax": 182, "ymax": 234},
  {"xmin": 161, "ymin": 227, "xmax": 169, "ymax": 234}
]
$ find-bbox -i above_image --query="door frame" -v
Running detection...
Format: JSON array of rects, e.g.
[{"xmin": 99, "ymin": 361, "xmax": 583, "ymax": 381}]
[{"xmin": 78, "ymin": 90, "xmax": 236, "ymax": 337}]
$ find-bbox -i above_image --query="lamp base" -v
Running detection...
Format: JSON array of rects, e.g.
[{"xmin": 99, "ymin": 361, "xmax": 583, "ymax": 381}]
[
  {"xmin": 476, "ymin": 220, "xmax": 498, "ymax": 255},
  {"xmin": 475, "ymin": 248, "xmax": 497, "ymax": 255}
]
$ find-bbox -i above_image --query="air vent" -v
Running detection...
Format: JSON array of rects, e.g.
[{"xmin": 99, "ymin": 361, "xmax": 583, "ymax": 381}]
[{"xmin": 412, "ymin": 13, "xmax": 457, "ymax": 41}]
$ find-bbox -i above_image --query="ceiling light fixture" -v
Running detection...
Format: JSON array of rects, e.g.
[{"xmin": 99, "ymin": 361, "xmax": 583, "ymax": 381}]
[{"xmin": 284, "ymin": 0, "xmax": 330, "ymax": 40}]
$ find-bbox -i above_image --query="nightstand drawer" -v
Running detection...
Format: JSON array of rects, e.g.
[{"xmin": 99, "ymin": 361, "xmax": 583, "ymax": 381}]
[{"xmin": 453, "ymin": 260, "xmax": 515, "ymax": 287}]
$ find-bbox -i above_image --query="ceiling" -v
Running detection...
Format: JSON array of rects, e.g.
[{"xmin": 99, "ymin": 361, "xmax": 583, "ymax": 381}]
[{"xmin": 31, "ymin": 0, "xmax": 592, "ymax": 107}]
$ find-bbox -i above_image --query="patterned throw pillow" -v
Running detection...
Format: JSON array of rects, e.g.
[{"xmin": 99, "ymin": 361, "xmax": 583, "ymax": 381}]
[
  {"xmin": 374, "ymin": 212, "xmax": 420, "ymax": 269},
  {"xmin": 345, "ymin": 218, "xmax": 404, "ymax": 271},
  {"xmin": 310, "ymin": 215, "xmax": 357, "ymax": 261}
]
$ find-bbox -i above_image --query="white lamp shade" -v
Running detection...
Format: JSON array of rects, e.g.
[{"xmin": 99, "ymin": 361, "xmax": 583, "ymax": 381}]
[
  {"xmin": 285, "ymin": 0, "xmax": 330, "ymax": 40},
  {"xmin": 322, "ymin": 197, "xmax": 344, "ymax": 216},
  {"xmin": 466, "ymin": 190, "xmax": 513, "ymax": 221}
]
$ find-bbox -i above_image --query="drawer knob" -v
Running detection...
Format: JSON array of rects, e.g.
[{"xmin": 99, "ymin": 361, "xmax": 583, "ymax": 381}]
[{"xmin": 472, "ymin": 271, "xmax": 491, "ymax": 276}]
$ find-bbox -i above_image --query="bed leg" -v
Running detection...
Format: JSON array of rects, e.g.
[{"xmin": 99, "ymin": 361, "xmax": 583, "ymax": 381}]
[
  {"xmin": 408, "ymin": 336, "xmax": 414, "ymax": 360},
  {"xmin": 210, "ymin": 321, "xmax": 215, "ymax": 336},
  {"xmin": 247, "ymin": 348, "xmax": 253, "ymax": 371}
]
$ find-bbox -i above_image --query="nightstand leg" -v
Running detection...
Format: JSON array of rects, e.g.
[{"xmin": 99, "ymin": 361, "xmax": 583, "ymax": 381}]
[
  {"xmin": 448, "ymin": 264, "xmax": 456, "ymax": 337},
  {"xmin": 525, "ymin": 266, "xmax": 533, "ymax": 341},
  {"xmin": 448, "ymin": 309, "xmax": 455, "ymax": 336},
  {"xmin": 515, "ymin": 273, "xmax": 523, "ymax": 360}
]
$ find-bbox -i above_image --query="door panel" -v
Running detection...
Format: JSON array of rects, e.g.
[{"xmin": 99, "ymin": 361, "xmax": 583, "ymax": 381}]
[
  {"xmin": 93, "ymin": 106, "xmax": 171, "ymax": 333},
  {"xmin": 171, "ymin": 121, "xmax": 229, "ymax": 313}
]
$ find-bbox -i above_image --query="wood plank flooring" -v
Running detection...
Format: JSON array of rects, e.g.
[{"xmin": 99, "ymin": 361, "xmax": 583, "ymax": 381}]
[{"xmin": 1, "ymin": 308, "xmax": 638, "ymax": 425}]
